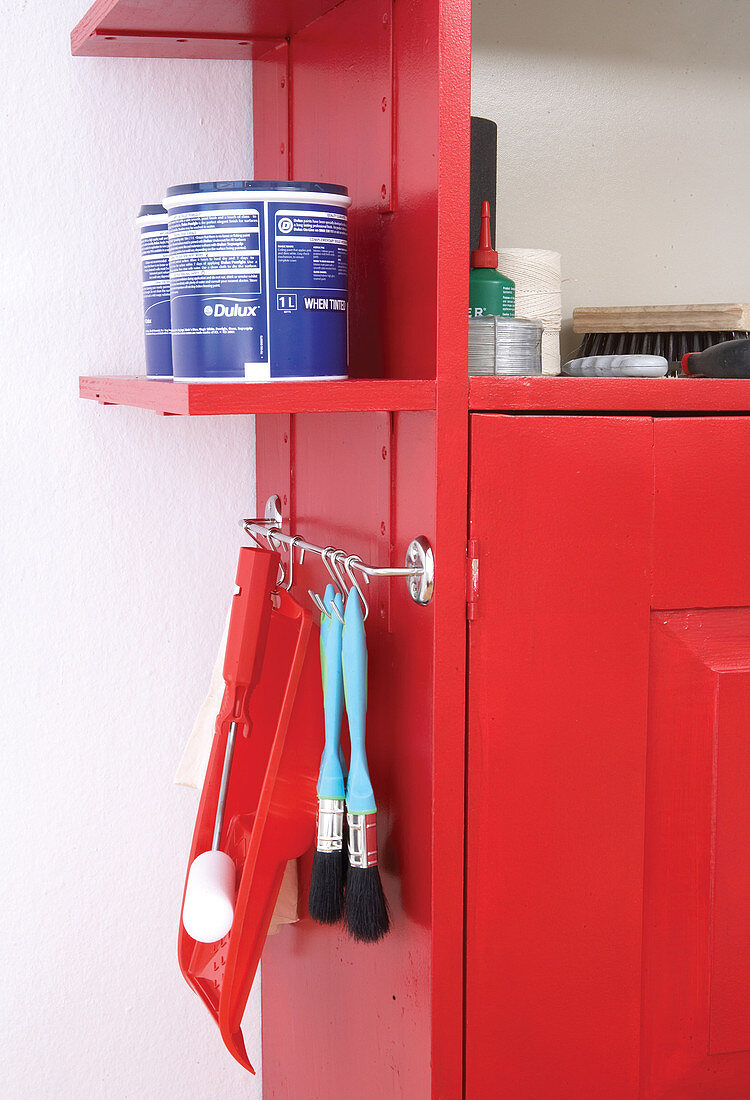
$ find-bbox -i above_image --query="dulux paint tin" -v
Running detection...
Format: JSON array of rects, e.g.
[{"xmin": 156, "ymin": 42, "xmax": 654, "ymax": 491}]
[
  {"xmin": 137, "ymin": 204, "xmax": 173, "ymax": 378},
  {"xmin": 163, "ymin": 180, "xmax": 352, "ymax": 382}
]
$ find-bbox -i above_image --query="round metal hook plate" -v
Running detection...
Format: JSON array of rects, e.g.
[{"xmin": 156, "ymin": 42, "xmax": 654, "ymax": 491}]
[
  {"xmin": 264, "ymin": 495, "xmax": 283, "ymax": 526},
  {"xmin": 405, "ymin": 536, "xmax": 434, "ymax": 605}
]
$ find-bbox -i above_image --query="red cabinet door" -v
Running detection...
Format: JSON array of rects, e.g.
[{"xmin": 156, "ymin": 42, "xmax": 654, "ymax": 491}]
[
  {"xmin": 466, "ymin": 413, "xmax": 750, "ymax": 1100},
  {"xmin": 466, "ymin": 414, "xmax": 653, "ymax": 1099},
  {"xmin": 641, "ymin": 418, "xmax": 750, "ymax": 1099}
]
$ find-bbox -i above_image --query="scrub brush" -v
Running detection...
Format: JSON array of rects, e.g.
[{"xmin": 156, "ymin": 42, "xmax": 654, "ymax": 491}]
[
  {"xmin": 342, "ymin": 587, "xmax": 390, "ymax": 943},
  {"xmin": 308, "ymin": 586, "xmax": 346, "ymax": 924},
  {"xmin": 572, "ymin": 303, "xmax": 750, "ymax": 371}
]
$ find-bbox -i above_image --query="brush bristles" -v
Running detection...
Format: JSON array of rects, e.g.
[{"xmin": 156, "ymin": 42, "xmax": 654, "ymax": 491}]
[
  {"xmin": 308, "ymin": 850, "xmax": 345, "ymax": 924},
  {"xmin": 341, "ymin": 816, "xmax": 349, "ymax": 886},
  {"xmin": 576, "ymin": 329, "xmax": 750, "ymax": 365},
  {"xmin": 345, "ymin": 865, "xmax": 390, "ymax": 942}
]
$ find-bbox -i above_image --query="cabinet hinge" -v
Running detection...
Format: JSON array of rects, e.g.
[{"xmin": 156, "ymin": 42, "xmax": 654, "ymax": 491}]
[{"xmin": 467, "ymin": 538, "xmax": 479, "ymax": 621}]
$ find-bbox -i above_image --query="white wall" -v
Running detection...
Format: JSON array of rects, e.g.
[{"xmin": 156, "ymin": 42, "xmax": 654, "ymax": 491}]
[
  {"xmin": 1, "ymin": 2, "xmax": 261, "ymax": 1096},
  {"xmin": 472, "ymin": 0, "xmax": 750, "ymax": 358}
]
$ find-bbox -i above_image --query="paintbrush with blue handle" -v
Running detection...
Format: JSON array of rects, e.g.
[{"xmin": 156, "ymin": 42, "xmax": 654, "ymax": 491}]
[
  {"xmin": 308, "ymin": 585, "xmax": 347, "ymax": 923},
  {"xmin": 342, "ymin": 586, "xmax": 389, "ymax": 942}
]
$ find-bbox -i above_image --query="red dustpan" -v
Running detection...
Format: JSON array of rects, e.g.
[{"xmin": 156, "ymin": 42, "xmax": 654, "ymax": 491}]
[{"xmin": 178, "ymin": 545, "xmax": 322, "ymax": 1071}]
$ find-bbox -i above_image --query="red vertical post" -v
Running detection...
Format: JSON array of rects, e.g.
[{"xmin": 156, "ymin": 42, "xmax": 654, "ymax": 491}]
[{"xmin": 253, "ymin": 0, "xmax": 471, "ymax": 1095}]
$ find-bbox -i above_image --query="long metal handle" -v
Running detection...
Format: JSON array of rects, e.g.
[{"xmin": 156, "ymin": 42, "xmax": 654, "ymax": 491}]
[
  {"xmin": 212, "ymin": 721, "xmax": 238, "ymax": 852},
  {"xmin": 240, "ymin": 495, "xmax": 434, "ymax": 606},
  {"xmin": 241, "ymin": 520, "xmax": 419, "ymax": 579}
]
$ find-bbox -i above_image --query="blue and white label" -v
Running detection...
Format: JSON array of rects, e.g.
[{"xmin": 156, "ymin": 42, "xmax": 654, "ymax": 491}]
[
  {"xmin": 166, "ymin": 194, "xmax": 349, "ymax": 382},
  {"xmin": 274, "ymin": 209, "xmax": 348, "ymax": 293},
  {"xmin": 139, "ymin": 224, "xmax": 172, "ymax": 378}
]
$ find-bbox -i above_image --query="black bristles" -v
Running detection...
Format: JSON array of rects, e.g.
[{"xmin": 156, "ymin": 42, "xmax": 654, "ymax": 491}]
[
  {"xmin": 574, "ymin": 328, "xmax": 750, "ymax": 374},
  {"xmin": 308, "ymin": 850, "xmax": 345, "ymax": 924},
  {"xmin": 342, "ymin": 815, "xmax": 349, "ymax": 886},
  {"xmin": 345, "ymin": 865, "xmax": 390, "ymax": 943}
]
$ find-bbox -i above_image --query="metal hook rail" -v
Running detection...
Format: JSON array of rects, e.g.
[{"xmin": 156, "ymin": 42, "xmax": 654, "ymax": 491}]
[{"xmin": 240, "ymin": 496, "xmax": 434, "ymax": 607}]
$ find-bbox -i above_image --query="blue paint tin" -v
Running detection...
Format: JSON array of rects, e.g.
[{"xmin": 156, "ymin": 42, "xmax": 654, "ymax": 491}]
[
  {"xmin": 163, "ymin": 181, "xmax": 352, "ymax": 382},
  {"xmin": 137, "ymin": 204, "xmax": 173, "ymax": 378}
]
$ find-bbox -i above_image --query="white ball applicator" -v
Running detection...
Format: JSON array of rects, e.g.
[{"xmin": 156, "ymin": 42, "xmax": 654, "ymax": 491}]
[{"xmin": 182, "ymin": 721, "xmax": 239, "ymax": 943}]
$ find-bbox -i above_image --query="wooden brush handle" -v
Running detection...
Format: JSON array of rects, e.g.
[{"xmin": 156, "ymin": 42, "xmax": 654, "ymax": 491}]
[{"xmin": 573, "ymin": 304, "xmax": 750, "ymax": 334}]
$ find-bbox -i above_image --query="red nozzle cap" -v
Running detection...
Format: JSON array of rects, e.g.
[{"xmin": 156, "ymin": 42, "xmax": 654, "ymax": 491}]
[
  {"xmin": 471, "ymin": 200, "xmax": 498, "ymax": 268},
  {"xmin": 681, "ymin": 353, "xmax": 693, "ymax": 375}
]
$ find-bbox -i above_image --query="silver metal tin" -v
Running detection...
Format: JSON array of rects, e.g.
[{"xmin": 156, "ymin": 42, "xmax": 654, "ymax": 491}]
[{"xmin": 468, "ymin": 315, "xmax": 543, "ymax": 377}]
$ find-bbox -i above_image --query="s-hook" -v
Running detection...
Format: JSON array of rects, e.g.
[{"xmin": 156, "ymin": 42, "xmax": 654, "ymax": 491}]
[
  {"xmin": 283, "ymin": 535, "xmax": 304, "ymax": 592},
  {"xmin": 320, "ymin": 547, "xmax": 345, "ymax": 624},
  {"xmin": 344, "ymin": 555, "xmax": 370, "ymax": 620}
]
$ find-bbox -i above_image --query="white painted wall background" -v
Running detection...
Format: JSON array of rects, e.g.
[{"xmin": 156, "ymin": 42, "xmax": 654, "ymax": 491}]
[
  {"xmin": 1, "ymin": 2, "xmax": 261, "ymax": 1096},
  {"xmin": 4, "ymin": 0, "xmax": 749, "ymax": 1095},
  {"xmin": 472, "ymin": 0, "xmax": 750, "ymax": 359}
]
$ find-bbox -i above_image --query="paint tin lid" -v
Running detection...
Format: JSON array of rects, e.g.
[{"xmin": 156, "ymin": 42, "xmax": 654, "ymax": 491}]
[
  {"xmin": 166, "ymin": 180, "xmax": 349, "ymax": 198},
  {"xmin": 137, "ymin": 203, "xmax": 167, "ymax": 218}
]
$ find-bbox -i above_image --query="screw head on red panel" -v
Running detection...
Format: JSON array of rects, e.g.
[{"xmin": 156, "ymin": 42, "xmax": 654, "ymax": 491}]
[{"xmin": 381, "ymin": 184, "xmax": 387, "ymax": 200}]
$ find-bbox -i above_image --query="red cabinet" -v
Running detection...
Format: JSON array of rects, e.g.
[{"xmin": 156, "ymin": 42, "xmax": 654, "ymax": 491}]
[{"xmin": 467, "ymin": 413, "xmax": 750, "ymax": 1099}]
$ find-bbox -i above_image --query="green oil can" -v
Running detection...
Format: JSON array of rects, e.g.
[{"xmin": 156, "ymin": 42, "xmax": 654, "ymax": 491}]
[{"xmin": 469, "ymin": 200, "xmax": 515, "ymax": 319}]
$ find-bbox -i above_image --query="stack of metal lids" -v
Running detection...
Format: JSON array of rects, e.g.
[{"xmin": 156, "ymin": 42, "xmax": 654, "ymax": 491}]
[{"xmin": 468, "ymin": 316, "xmax": 543, "ymax": 376}]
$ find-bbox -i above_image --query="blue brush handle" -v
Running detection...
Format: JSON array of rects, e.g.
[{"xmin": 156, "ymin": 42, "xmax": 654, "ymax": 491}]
[
  {"xmin": 319, "ymin": 582, "xmax": 333, "ymax": 687},
  {"xmin": 318, "ymin": 588, "xmax": 346, "ymax": 800},
  {"xmin": 342, "ymin": 588, "xmax": 376, "ymax": 814}
]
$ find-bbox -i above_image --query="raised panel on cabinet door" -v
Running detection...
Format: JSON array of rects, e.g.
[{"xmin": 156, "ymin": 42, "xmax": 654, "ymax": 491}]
[
  {"xmin": 653, "ymin": 417, "xmax": 750, "ymax": 610},
  {"xmin": 466, "ymin": 414, "xmax": 653, "ymax": 1100},
  {"xmin": 640, "ymin": 609, "xmax": 750, "ymax": 1099}
]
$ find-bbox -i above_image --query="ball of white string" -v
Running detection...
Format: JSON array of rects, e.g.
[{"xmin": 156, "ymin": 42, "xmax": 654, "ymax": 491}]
[{"xmin": 497, "ymin": 249, "xmax": 562, "ymax": 374}]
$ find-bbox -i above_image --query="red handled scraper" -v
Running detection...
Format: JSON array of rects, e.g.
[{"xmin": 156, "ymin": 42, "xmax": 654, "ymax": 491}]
[{"xmin": 182, "ymin": 547, "xmax": 276, "ymax": 943}]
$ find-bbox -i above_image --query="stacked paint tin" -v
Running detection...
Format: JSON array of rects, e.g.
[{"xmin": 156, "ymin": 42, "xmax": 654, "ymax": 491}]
[
  {"xmin": 137, "ymin": 205, "xmax": 173, "ymax": 378},
  {"xmin": 138, "ymin": 180, "xmax": 352, "ymax": 382}
]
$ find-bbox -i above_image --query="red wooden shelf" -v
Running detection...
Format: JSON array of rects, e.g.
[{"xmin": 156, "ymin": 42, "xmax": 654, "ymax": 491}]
[
  {"xmin": 82, "ymin": 374, "xmax": 750, "ymax": 416},
  {"xmin": 79, "ymin": 375, "xmax": 436, "ymax": 415},
  {"xmin": 71, "ymin": 0, "xmax": 343, "ymax": 59},
  {"xmin": 470, "ymin": 375, "xmax": 750, "ymax": 413}
]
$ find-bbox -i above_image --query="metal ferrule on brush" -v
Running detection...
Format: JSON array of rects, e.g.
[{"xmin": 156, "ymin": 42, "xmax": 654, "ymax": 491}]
[
  {"xmin": 316, "ymin": 798, "xmax": 344, "ymax": 853},
  {"xmin": 347, "ymin": 813, "xmax": 378, "ymax": 868}
]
